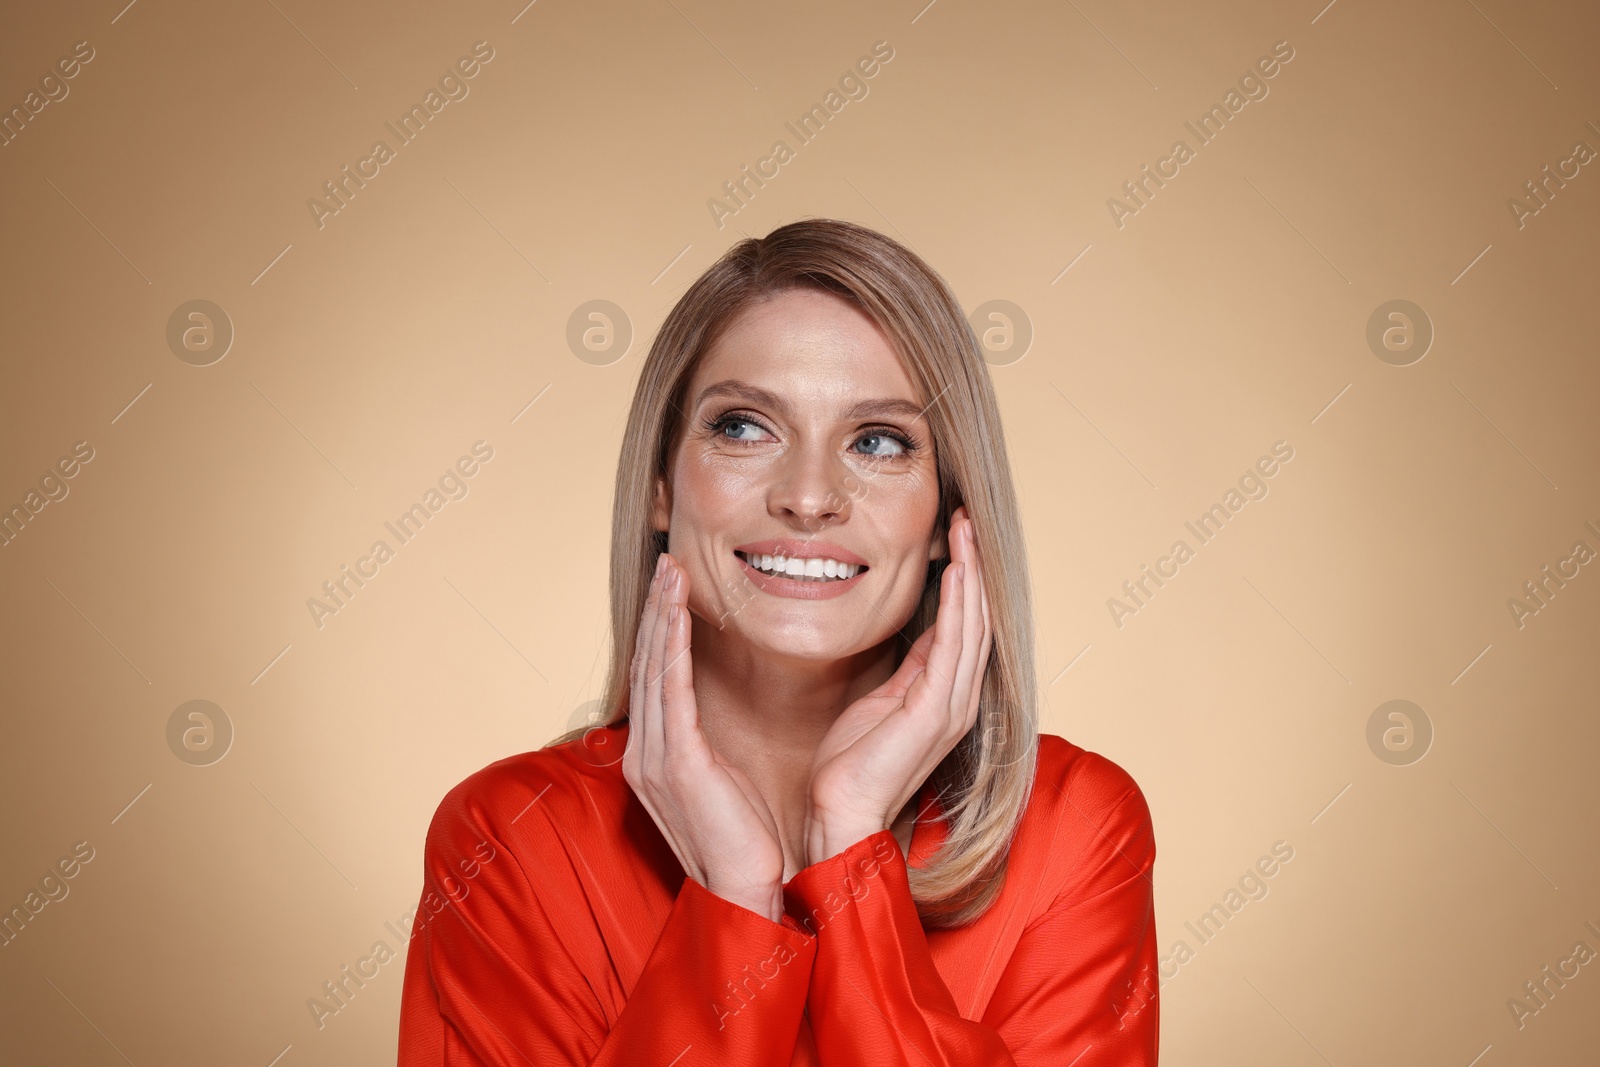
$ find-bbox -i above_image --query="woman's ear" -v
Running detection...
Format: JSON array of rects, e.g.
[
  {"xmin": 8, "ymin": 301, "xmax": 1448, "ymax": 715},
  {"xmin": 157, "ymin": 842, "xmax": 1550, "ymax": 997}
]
[{"xmin": 651, "ymin": 475, "xmax": 671, "ymax": 533}]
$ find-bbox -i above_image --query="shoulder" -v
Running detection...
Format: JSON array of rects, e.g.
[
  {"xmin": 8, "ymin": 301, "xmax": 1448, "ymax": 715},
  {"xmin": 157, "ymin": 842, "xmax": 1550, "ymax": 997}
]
[
  {"xmin": 404, "ymin": 731, "xmax": 634, "ymax": 960},
  {"xmin": 1026, "ymin": 733, "xmax": 1156, "ymax": 902},
  {"xmin": 1034, "ymin": 733, "xmax": 1150, "ymax": 824},
  {"xmin": 420, "ymin": 723, "xmax": 631, "ymax": 870}
]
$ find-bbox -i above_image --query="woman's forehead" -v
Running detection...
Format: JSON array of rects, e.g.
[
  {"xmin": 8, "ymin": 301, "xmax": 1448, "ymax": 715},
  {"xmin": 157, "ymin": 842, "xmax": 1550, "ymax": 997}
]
[{"xmin": 692, "ymin": 291, "xmax": 918, "ymax": 403}]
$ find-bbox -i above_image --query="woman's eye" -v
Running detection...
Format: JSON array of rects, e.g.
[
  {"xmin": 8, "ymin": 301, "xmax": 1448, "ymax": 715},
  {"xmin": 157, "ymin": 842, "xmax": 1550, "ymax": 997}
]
[
  {"xmin": 718, "ymin": 417, "xmax": 767, "ymax": 442},
  {"xmin": 855, "ymin": 433, "xmax": 907, "ymax": 458}
]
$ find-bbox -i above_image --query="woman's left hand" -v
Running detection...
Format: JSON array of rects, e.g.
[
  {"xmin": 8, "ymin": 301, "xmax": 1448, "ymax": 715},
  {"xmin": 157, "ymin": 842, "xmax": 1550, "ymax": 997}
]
[{"xmin": 804, "ymin": 505, "xmax": 992, "ymax": 865}]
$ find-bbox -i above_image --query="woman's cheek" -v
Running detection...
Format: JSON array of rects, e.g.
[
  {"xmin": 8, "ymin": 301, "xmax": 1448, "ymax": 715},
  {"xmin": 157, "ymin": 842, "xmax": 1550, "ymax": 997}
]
[
  {"xmin": 702, "ymin": 547, "xmax": 735, "ymax": 602},
  {"xmin": 880, "ymin": 488, "xmax": 942, "ymax": 575}
]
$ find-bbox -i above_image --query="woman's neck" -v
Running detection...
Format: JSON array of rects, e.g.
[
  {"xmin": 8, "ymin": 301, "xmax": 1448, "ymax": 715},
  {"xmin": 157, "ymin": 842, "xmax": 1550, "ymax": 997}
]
[{"xmin": 686, "ymin": 615, "xmax": 906, "ymax": 881}]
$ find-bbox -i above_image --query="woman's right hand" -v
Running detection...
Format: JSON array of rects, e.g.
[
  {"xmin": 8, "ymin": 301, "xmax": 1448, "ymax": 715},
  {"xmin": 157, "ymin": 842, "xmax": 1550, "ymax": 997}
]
[{"xmin": 621, "ymin": 552, "xmax": 788, "ymax": 922}]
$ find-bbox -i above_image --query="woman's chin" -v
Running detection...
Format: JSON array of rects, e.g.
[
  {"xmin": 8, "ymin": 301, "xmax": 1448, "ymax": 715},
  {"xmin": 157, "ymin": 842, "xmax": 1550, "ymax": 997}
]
[
  {"xmin": 720, "ymin": 624, "xmax": 868, "ymax": 666},
  {"xmin": 697, "ymin": 594, "xmax": 910, "ymax": 666}
]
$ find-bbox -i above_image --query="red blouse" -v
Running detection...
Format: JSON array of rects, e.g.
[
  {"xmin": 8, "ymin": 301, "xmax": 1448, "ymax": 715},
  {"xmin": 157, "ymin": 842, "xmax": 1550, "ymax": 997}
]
[{"xmin": 397, "ymin": 719, "xmax": 1159, "ymax": 1065}]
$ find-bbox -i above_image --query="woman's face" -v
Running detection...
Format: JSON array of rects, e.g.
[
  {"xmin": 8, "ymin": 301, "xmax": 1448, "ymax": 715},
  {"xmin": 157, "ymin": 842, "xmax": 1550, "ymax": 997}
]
[{"xmin": 653, "ymin": 287, "xmax": 948, "ymax": 661}]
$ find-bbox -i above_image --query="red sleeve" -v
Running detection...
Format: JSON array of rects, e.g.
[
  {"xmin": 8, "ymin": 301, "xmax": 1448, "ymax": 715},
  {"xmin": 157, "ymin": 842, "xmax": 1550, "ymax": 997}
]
[
  {"xmin": 397, "ymin": 775, "xmax": 819, "ymax": 1066},
  {"xmin": 782, "ymin": 782, "xmax": 1158, "ymax": 1066}
]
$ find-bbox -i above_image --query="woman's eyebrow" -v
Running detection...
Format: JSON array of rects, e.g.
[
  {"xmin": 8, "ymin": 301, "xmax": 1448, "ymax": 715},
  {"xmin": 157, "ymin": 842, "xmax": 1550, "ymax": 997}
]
[
  {"xmin": 694, "ymin": 379, "xmax": 780, "ymax": 410},
  {"xmin": 844, "ymin": 398, "xmax": 934, "ymax": 422},
  {"xmin": 694, "ymin": 379, "xmax": 928, "ymax": 422}
]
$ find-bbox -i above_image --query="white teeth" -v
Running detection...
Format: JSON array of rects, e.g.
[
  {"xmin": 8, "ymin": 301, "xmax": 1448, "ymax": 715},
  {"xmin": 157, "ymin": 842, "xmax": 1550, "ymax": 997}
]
[{"xmin": 738, "ymin": 551, "xmax": 862, "ymax": 581}]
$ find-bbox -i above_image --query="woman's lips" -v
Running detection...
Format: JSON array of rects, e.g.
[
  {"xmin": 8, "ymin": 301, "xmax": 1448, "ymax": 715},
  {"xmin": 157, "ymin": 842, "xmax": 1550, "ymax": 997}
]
[{"xmin": 732, "ymin": 550, "xmax": 870, "ymax": 601}]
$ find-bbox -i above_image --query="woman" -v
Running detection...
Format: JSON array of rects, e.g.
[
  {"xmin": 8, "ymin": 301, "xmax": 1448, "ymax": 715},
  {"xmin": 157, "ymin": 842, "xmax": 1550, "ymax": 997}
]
[{"xmin": 397, "ymin": 218, "xmax": 1158, "ymax": 1065}]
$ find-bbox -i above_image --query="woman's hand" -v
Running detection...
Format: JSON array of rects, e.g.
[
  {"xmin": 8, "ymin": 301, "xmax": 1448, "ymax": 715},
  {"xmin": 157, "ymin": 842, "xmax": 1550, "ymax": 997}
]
[
  {"xmin": 622, "ymin": 552, "xmax": 789, "ymax": 922},
  {"xmin": 804, "ymin": 505, "xmax": 993, "ymax": 865}
]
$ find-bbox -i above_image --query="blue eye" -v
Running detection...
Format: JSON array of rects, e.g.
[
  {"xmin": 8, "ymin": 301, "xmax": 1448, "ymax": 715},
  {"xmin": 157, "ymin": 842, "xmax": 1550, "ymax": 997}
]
[
  {"xmin": 855, "ymin": 433, "xmax": 909, "ymax": 457},
  {"xmin": 720, "ymin": 415, "xmax": 768, "ymax": 441},
  {"xmin": 857, "ymin": 435, "xmax": 908, "ymax": 454}
]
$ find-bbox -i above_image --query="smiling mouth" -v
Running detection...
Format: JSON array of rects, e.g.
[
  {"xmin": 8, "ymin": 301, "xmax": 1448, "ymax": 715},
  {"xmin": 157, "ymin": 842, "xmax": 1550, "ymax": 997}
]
[{"xmin": 734, "ymin": 550, "xmax": 868, "ymax": 583}]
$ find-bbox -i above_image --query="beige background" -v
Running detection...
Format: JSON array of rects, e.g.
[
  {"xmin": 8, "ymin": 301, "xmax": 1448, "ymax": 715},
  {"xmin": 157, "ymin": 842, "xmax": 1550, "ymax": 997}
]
[{"xmin": 2, "ymin": 0, "xmax": 1597, "ymax": 1063}]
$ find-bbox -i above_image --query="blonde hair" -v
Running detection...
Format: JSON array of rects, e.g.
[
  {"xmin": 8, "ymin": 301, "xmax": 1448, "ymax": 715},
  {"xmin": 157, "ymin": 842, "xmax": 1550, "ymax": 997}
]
[{"xmin": 548, "ymin": 217, "xmax": 1038, "ymax": 928}]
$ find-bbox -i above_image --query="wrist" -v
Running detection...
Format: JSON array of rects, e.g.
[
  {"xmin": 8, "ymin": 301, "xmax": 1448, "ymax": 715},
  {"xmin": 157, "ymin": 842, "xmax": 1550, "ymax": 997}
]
[
  {"xmin": 805, "ymin": 809, "xmax": 890, "ymax": 866},
  {"xmin": 707, "ymin": 880, "xmax": 784, "ymax": 924}
]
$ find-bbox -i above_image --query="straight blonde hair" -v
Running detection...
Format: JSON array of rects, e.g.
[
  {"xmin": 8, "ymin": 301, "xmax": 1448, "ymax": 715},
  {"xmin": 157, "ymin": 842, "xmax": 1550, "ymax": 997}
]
[{"xmin": 548, "ymin": 217, "xmax": 1038, "ymax": 928}]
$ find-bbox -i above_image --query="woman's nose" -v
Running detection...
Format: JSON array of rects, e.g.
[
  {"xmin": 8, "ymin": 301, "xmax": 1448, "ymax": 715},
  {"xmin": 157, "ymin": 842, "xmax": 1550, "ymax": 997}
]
[{"xmin": 767, "ymin": 447, "xmax": 853, "ymax": 530}]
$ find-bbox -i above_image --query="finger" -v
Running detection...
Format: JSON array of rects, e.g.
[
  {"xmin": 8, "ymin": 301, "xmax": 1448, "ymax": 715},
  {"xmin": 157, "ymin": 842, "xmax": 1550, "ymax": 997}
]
[
  {"xmin": 634, "ymin": 555, "xmax": 667, "ymax": 686},
  {"xmin": 972, "ymin": 595, "xmax": 992, "ymax": 726},
  {"xmin": 956, "ymin": 507, "xmax": 989, "ymax": 644},
  {"xmin": 628, "ymin": 556, "xmax": 667, "ymax": 768},
  {"xmin": 660, "ymin": 567, "xmax": 702, "ymax": 759},
  {"xmin": 643, "ymin": 557, "xmax": 677, "ymax": 767},
  {"xmin": 950, "ymin": 518, "xmax": 985, "ymax": 730},
  {"xmin": 908, "ymin": 554, "xmax": 964, "ymax": 721},
  {"xmin": 718, "ymin": 752, "xmax": 780, "ymax": 845},
  {"xmin": 975, "ymin": 519, "xmax": 991, "ymax": 639},
  {"xmin": 638, "ymin": 555, "xmax": 672, "ymax": 769},
  {"xmin": 880, "ymin": 625, "xmax": 936, "ymax": 698},
  {"xmin": 943, "ymin": 507, "xmax": 963, "ymax": 576},
  {"xmin": 971, "ymin": 520, "xmax": 990, "ymax": 707},
  {"xmin": 959, "ymin": 519, "xmax": 991, "ymax": 731}
]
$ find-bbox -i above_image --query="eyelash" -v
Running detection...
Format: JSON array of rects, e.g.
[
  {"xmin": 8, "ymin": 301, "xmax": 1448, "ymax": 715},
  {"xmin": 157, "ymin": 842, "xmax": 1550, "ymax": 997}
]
[{"xmin": 702, "ymin": 411, "xmax": 920, "ymax": 457}]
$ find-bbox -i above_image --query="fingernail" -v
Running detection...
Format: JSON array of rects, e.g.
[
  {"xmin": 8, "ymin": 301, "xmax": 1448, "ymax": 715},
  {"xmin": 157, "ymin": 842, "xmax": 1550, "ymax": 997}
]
[{"xmin": 655, "ymin": 554, "xmax": 667, "ymax": 577}]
